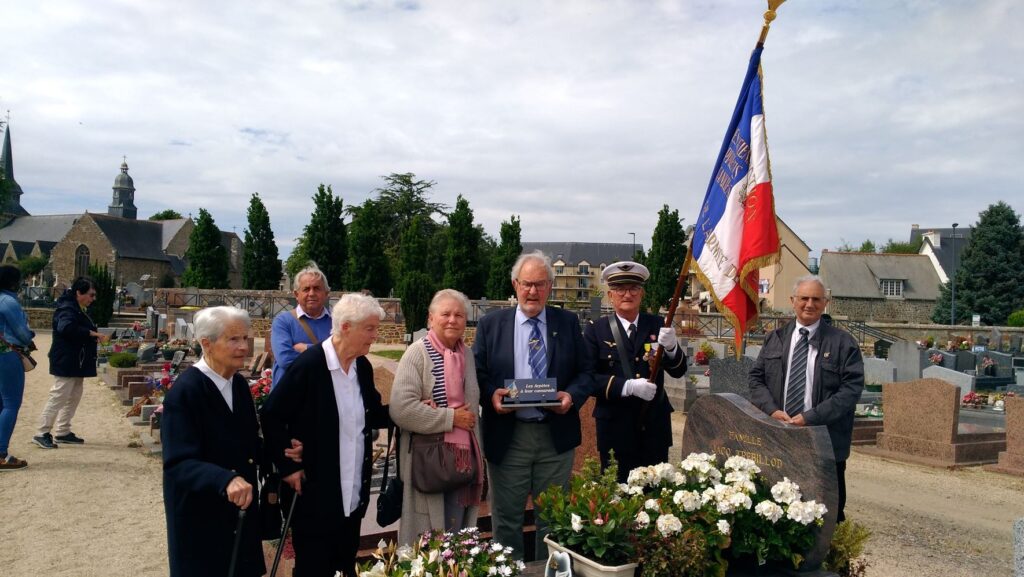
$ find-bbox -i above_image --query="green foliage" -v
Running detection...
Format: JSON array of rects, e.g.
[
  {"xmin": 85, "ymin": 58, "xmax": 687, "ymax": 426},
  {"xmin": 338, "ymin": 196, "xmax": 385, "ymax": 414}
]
[
  {"xmin": 108, "ymin": 352, "xmax": 138, "ymax": 368},
  {"xmin": 486, "ymin": 215, "xmax": 522, "ymax": 300},
  {"xmin": 823, "ymin": 520, "xmax": 871, "ymax": 577},
  {"xmin": 346, "ymin": 199, "xmax": 392, "ymax": 296},
  {"xmin": 700, "ymin": 341, "xmax": 718, "ymax": 361},
  {"xmin": 148, "ymin": 209, "xmax": 184, "ymax": 221},
  {"xmin": 535, "ymin": 456, "xmax": 642, "ymax": 565},
  {"xmin": 857, "ymin": 240, "xmax": 876, "ymax": 253},
  {"xmin": 284, "ymin": 234, "xmax": 311, "ymax": 281},
  {"xmin": 397, "ymin": 215, "xmax": 435, "ymax": 333},
  {"xmin": 1008, "ymin": 310, "xmax": 1024, "ymax": 327},
  {"xmin": 643, "ymin": 205, "xmax": 688, "ymax": 313},
  {"xmin": 879, "ymin": 237, "xmax": 922, "ymax": 254},
  {"xmin": 305, "ymin": 184, "xmax": 347, "ymax": 290},
  {"xmin": 181, "ymin": 209, "xmax": 230, "ymax": 289},
  {"xmin": 934, "ymin": 202, "xmax": 1024, "ymax": 325},
  {"xmin": 87, "ymin": 263, "xmax": 116, "ymax": 327},
  {"xmin": 443, "ymin": 195, "xmax": 485, "ymax": 298},
  {"xmin": 242, "ymin": 193, "xmax": 281, "ymax": 290},
  {"xmin": 365, "ymin": 173, "xmax": 447, "ymax": 285},
  {"xmin": 16, "ymin": 255, "xmax": 48, "ymax": 278},
  {"xmin": 158, "ymin": 272, "xmax": 176, "ymax": 288}
]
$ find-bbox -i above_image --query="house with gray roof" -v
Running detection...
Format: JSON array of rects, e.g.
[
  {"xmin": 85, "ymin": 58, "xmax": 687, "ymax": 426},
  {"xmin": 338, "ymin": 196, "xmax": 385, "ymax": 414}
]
[
  {"xmin": 819, "ymin": 251, "xmax": 942, "ymax": 323},
  {"xmin": 521, "ymin": 242, "xmax": 640, "ymax": 308},
  {"xmin": 910, "ymin": 224, "xmax": 972, "ymax": 284}
]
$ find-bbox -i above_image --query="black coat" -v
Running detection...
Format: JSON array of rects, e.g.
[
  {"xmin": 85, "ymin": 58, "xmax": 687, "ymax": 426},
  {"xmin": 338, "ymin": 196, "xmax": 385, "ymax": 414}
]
[
  {"xmin": 48, "ymin": 290, "xmax": 98, "ymax": 377},
  {"xmin": 584, "ymin": 313, "xmax": 687, "ymax": 474},
  {"xmin": 162, "ymin": 367, "xmax": 265, "ymax": 577},
  {"xmin": 260, "ymin": 344, "xmax": 390, "ymax": 535},
  {"xmin": 472, "ymin": 306, "xmax": 595, "ymax": 465},
  {"xmin": 748, "ymin": 321, "xmax": 864, "ymax": 462}
]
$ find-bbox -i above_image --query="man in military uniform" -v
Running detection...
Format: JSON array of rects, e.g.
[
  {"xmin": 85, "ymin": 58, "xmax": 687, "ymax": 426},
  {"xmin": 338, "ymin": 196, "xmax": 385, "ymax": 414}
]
[{"xmin": 584, "ymin": 261, "xmax": 688, "ymax": 481}]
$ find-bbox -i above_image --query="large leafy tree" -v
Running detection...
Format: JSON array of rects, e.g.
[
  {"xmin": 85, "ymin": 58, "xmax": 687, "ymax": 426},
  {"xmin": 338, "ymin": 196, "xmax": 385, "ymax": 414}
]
[
  {"xmin": 149, "ymin": 209, "xmax": 184, "ymax": 221},
  {"xmin": 87, "ymin": 263, "xmax": 116, "ymax": 327},
  {"xmin": 486, "ymin": 215, "xmax": 522, "ymax": 300},
  {"xmin": 284, "ymin": 234, "xmax": 311, "ymax": 282},
  {"xmin": 242, "ymin": 193, "xmax": 281, "ymax": 290},
  {"xmin": 880, "ymin": 237, "xmax": 921, "ymax": 254},
  {"xmin": 397, "ymin": 215, "xmax": 435, "ymax": 333},
  {"xmin": 305, "ymin": 184, "xmax": 347, "ymax": 290},
  {"xmin": 347, "ymin": 199, "xmax": 392, "ymax": 296},
  {"xmin": 932, "ymin": 202, "xmax": 1024, "ymax": 325},
  {"xmin": 443, "ymin": 195, "xmax": 485, "ymax": 298},
  {"xmin": 181, "ymin": 209, "xmax": 230, "ymax": 289},
  {"xmin": 642, "ymin": 205, "xmax": 688, "ymax": 313}
]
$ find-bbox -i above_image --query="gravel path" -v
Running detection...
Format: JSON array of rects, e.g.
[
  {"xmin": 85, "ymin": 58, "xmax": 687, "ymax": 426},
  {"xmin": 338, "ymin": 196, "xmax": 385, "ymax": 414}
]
[{"xmin": 2, "ymin": 335, "xmax": 1020, "ymax": 576}]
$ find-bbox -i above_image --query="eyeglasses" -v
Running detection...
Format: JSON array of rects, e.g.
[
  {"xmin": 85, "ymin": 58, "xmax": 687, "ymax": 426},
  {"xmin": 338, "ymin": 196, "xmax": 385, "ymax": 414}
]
[
  {"xmin": 516, "ymin": 280, "xmax": 550, "ymax": 292},
  {"xmin": 610, "ymin": 286, "xmax": 642, "ymax": 295}
]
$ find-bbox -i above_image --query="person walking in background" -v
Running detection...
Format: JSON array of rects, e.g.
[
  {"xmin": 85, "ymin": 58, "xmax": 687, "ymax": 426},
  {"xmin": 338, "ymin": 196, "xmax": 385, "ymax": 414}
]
[
  {"xmin": 0, "ymin": 265, "xmax": 36, "ymax": 471},
  {"xmin": 34, "ymin": 276, "xmax": 107, "ymax": 449},
  {"xmin": 270, "ymin": 263, "xmax": 333, "ymax": 389},
  {"xmin": 390, "ymin": 289, "xmax": 484, "ymax": 545}
]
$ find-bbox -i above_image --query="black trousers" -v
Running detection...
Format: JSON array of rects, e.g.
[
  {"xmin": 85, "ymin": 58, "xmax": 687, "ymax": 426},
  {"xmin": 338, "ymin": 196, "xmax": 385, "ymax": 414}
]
[
  {"xmin": 836, "ymin": 459, "xmax": 847, "ymax": 523},
  {"xmin": 292, "ymin": 515, "xmax": 362, "ymax": 577}
]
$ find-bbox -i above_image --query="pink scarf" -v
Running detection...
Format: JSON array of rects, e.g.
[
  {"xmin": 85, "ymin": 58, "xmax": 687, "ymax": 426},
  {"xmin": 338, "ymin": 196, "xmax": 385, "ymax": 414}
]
[{"xmin": 426, "ymin": 329, "xmax": 484, "ymax": 506}]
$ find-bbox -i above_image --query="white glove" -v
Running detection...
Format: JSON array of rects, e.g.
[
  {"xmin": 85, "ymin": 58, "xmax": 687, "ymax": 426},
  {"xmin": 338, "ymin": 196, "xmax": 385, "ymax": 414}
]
[
  {"xmin": 622, "ymin": 378, "xmax": 657, "ymax": 401},
  {"xmin": 657, "ymin": 327, "xmax": 678, "ymax": 352}
]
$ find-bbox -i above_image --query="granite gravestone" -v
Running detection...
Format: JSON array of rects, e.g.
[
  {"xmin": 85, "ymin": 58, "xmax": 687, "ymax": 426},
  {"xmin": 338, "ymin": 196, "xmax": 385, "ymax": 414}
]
[
  {"xmin": 681, "ymin": 394, "xmax": 838, "ymax": 572},
  {"xmin": 888, "ymin": 341, "xmax": 926, "ymax": 381},
  {"xmin": 708, "ymin": 357, "xmax": 755, "ymax": 400},
  {"xmin": 955, "ymin": 350, "xmax": 977, "ymax": 372},
  {"xmin": 137, "ymin": 343, "xmax": 157, "ymax": 363},
  {"xmin": 743, "ymin": 344, "xmax": 762, "ymax": 360},
  {"xmin": 175, "ymin": 318, "xmax": 188, "ymax": 339},
  {"xmin": 1011, "ymin": 335, "xmax": 1022, "ymax": 354},
  {"xmin": 863, "ymin": 358, "xmax": 897, "ymax": 386},
  {"xmin": 1015, "ymin": 518, "xmax": 1024, "ymax": 577},
  {"xmin": 922, "ymin": 365, "xmax": 976, "ymax": 393},
  {"xmin": 986, "ymin": 396, "xmax": 1024, "ymax": 477}
]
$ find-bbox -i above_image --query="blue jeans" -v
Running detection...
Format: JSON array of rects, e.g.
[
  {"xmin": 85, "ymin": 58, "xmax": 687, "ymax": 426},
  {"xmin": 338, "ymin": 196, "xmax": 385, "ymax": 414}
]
[{"xmin": 0, "ymin": 351, "xmax": 26, "ymax": 456}]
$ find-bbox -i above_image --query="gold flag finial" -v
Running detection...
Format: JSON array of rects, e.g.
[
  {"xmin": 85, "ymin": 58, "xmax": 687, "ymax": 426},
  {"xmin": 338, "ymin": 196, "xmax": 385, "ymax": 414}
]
[{"xmin": 758, "ymin": 0, "xmax": 786, "ymax": 45}]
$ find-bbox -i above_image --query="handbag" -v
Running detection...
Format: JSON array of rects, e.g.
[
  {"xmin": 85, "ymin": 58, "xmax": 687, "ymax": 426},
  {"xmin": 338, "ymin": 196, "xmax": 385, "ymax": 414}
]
[
  {"xmin": 409, "ymin": 431, "xmax": 477, "ymax": 494},
  {"xmin": 17, "ymin": 350, "xmax": 36, "ymax": 372},
  {"xmin": 376, "ymin": 425, "xmax": 403, "ymax": 526}
]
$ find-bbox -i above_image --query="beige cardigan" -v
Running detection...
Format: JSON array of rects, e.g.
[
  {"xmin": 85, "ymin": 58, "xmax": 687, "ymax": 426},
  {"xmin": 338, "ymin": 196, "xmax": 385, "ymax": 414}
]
[{"xmin": 388, "ymin": 338, "xmax": 482, "ymax": 546}]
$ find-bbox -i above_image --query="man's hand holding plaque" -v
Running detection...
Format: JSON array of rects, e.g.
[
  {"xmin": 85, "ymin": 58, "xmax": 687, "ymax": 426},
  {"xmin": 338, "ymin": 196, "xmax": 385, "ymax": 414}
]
[{"xmin": 496, "ymin": 378, "xmax": 563, "ymax": 410}]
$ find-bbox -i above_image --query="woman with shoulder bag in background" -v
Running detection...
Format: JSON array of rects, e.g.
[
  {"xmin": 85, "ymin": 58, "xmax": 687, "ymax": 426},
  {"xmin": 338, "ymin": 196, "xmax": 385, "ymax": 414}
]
[
  {"xmin": 389, "ymin": 289, "xmax": 484, "ymax": 546},
  {"xmin": 0, "ymin": 265, "xmax": 36, "ymax": 471}
]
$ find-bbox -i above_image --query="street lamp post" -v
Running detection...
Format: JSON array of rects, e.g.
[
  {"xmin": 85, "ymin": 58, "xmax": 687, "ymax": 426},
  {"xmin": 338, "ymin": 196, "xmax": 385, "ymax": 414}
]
[
  {"xmin": 629, "ymin": 232, "xmax": 636, "ymax": 258},
  {"xmin": 950, "ymin": 222, "xmax": 958, "ymax": 326}
]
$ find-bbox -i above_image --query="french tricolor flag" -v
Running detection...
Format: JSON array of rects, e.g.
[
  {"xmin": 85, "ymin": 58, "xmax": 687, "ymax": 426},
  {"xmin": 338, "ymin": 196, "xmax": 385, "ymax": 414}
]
[{"xmin": 690, "ymin": 44, "xmax": 780, "ymax": 350}]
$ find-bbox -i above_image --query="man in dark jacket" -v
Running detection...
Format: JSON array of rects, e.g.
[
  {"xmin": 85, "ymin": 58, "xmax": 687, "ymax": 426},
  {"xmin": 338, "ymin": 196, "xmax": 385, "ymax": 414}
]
[
  {"xmin": 748, "ymin": 275, "xmax": 864, "ymax": 522},
  {"xmin": 34, "ymin": 277, "xmax": 107, "ymax": 449}
]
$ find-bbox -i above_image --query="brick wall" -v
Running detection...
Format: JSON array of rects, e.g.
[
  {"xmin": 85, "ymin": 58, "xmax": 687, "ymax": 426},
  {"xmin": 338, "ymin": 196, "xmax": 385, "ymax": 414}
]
[
  {"xmin": 829, "ymin": 297, "xmax": 935, "ymax": 324},
  {"xmin": 50, "ymin": 214, "xmax": 115, "ymax": 285}
]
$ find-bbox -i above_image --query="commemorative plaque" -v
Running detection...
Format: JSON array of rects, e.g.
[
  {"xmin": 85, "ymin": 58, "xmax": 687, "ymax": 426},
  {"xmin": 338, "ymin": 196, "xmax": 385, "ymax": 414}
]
[{"xmin": 502, "ymin": 378, "xmax": 561, "ymax": 409}]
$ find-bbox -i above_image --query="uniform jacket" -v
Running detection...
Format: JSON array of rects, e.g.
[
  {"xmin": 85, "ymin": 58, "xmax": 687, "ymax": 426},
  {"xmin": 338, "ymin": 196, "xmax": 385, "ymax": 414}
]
[
  {"xmin": 260, "ymin": 345, "xmax": 391, "ymax": 535},
  {"xmin": 162, "ymin": 367, "xmax": 265, "ymax": 577},
  {"xmin": 472, "ymin": 306, "xmax": 594, "ymax": 465},
  {"xmin": 584, "ymin": 313, "xmax": 687, "ymax": 460},
  {"xmin": 48, "ymin": 289, "xmax": 98, "ymax": 377},
  {"xmin": 389, "ymin": 338, "xmax": 482, "ymax": 545},
  {"xmin": 748, "ymin": 321, "xmax": 864, "ymax": 461}
]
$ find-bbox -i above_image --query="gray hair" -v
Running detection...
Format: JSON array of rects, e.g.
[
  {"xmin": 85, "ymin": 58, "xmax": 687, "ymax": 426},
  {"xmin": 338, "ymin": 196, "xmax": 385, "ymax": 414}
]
[
  {"xmin": 193, "ymin": 306, "xmax": 251, "ymax": 342},
  {"xmin": 429, "ymin": 288, "xmax": 470, "ymax": 315},
  {"xmin": 510, "ymin": 250, "xmax": 555, "ymax": 283},
  {"xmin": 331, "ymin": 293, "xmax": 386, "ymax": 335},
  {"xmin": 792, "ymin": 274, "xmax": 828, "ymax": 296},
  {"xmin": 294, "ymin": 262, "xmax": 330, "ymax": 293}
]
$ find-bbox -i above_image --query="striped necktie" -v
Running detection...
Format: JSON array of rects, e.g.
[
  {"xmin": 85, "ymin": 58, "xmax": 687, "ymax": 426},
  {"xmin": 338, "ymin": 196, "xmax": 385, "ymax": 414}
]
[
  {"xmin": 785, "ymin": 328, "xmax": 810, "ymax": 417},
  {"xmin": 527, "ymin": 317, "xmax": 548, "ymax": 379}
]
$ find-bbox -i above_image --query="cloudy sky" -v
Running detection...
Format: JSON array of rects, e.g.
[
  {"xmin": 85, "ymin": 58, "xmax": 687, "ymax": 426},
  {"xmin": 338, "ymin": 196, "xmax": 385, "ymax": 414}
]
[{"xmin": 1, "ymin": 0, "xmax": 1021, "ymax": 260}]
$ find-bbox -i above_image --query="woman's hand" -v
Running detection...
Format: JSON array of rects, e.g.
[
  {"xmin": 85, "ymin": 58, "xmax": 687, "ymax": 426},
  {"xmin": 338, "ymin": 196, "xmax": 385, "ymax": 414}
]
[
  {"xmin": 225, "ymin": 476, "xmax": 254, "ymax": 510},
  {"xmin": 284, "ymin": 438, "xmax": 303, "ymax": 463},
  {"xmin": 452, "ymin": 406, "xmax": 476, "ymax": 430},
  {"xmin": 283, "ymin": 470, "xmax": 305, "ymax": 495}
]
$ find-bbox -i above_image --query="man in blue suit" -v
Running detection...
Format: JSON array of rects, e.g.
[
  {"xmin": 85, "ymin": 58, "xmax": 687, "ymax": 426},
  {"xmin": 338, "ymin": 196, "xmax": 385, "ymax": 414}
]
[{"xmin": 473, "ymin": 250, "xmax": 593, "ymax": 560}]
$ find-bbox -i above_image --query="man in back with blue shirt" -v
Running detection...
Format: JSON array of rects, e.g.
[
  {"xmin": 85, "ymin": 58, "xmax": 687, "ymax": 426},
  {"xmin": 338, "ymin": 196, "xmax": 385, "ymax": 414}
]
[{"xmin": 271, "ymin": 264, "xmax": 333, "ymax": 388}]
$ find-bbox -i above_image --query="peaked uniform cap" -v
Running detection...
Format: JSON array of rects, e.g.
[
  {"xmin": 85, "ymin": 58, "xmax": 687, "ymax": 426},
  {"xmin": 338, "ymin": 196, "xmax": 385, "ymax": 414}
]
[{"xmin": 601, "ymin": 261, "xmax": 650, "ymax": 286}]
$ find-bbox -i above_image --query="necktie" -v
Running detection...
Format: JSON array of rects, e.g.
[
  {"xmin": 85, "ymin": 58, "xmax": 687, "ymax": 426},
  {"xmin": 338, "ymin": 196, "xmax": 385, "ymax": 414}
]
[
  {"xmin": 785, "ymin": 328, "xmax": 810, "ymax": 417},
  {"xmin": 627, "ymin": 323, "xmax": 636, "ymax": 342},
  {"xmin": 527, "ymin": 318, "xmax": 548, "ymax": 379}
]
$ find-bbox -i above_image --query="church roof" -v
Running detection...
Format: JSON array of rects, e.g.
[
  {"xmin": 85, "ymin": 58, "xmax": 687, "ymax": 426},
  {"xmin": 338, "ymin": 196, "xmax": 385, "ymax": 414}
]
[
  {"xmin": 159, "ymin": 218, "xmax": 190, "ymax": 250},
  {"xmin": 7, "ymin": 240, "xmax": 35, "ymax": 259},
  {"xmin": 35, "ymin": 240, "xmax": 57, "ymax": 258},
  {"xmin": 90, "ymin": 213, "xmax": 169, "ymax": 261},
  {"xmin": 0, "ymin": 214, "xmax": 79, "ymax": 244}
]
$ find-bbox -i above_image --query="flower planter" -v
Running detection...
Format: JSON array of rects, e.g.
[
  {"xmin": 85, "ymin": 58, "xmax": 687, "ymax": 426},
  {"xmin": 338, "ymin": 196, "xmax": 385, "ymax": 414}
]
[
  {"xmin": 543, "ymin": 536, "xmax": 638, "ymax": 577},
  {"xmin": 161, "ymin": 349, "xmax": 176, "ymax": 361}
]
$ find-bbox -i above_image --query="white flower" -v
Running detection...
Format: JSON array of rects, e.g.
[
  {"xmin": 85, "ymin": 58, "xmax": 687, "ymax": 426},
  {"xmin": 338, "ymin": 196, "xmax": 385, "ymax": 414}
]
[
  {"xmin": 656, "ymin": 513, "xmax": 683, "ymax": 536},
  {"xmin": 359, "ymin": 561, "xmax": 386, "ymax": 577},
  {"xmin": 594, "ymin": 517, "xmax": 605, "ymax": 526},
  {"xmin": 724, "ymin": 455, "xmax": 761, "ymax": 475},
  {"xmin": 770, "ymin": 477, "xmax": 802, "ymax": 505},
  {"xmin": 516, "ymin": 560, "xmax": 526, "ymax": 571},
  {"xmin": 673, "ymin": 490, "xmax": 702, "ymax": 512},
  {"xmin": 495, "ymin": 553, "xmax": 506, "ymax": 563},
  {"xmin": 490, "ymin": 542, "xmax": 504, "ymax": 552},
  {"xmin": 488, "ymin": 568, "xmax": 497, "ymax": 576},
  {"xmin": 571, "ymin": 513, "xmax": 583, "ymax": 532},
  {"xmin": 470, "ymin": 546, "xmax": 481, "ymax": 556},
  {"xmin": 787, "ymin": 500, "xmax": 828, "ymax": 525},
  {"xmin": 653, "ymin": 462, "xmax": 678, "ymax": 482},
  {"xmin": 499, "ymin": 566, "xmax": 513, "ymax": 577},
  {"xmin": 754, "ymin": 500, "xmax": 784, "ymax": 523},
  {"xmin": 397, "ymin": 545, "xmax": 415, "ymax": 561},
  {"xmin": 635, "ymin": 511, "xmax": 651, "ymax": 528},
  {"xmin": 644, "ymin": 498, "xmax": 660, "ymax": 511},
  {"xmin": 410, "ymin": 557, "xmax": 425, "ymax": 577},
  {"xmin": 717, "ymin": 519, "xmax": 731, "ymax": 535}
]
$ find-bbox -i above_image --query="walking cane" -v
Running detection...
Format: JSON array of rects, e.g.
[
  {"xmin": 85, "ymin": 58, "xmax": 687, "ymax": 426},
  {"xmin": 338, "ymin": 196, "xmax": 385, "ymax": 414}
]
[
  {"xmin": 227, "ymin": 509, "xmax": 247, "ymax": 577},
  {"xmin": 269, "ymin": 492, "xmax": 298, "ymax": 577}
]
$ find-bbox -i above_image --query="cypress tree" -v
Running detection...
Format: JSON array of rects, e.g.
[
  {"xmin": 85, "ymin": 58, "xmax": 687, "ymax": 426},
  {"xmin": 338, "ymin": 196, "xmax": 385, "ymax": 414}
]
[
  {"xmin": 397, "ymin": 215, "xmax": 435, "ymax": 333},
  {"xmin": 87, "ymin": 263, "xmax": 116, "ymax": 327},
  {"xmin": 242, "ymin": 193, "xmax": 281, "ymax": 290},
  {"xmin": 486, "ymin": 215, "xmax": 522, "ymax": 300},
  {"xmin": 347, "ymin": 199, "xmax": 392, "ymax": 296},
  {"xmin": 443, "ymin": 195, "xmax": 483, "ymax": 298},
  {"xmin": 642, "ymin": 205, "xmax": 688, "ymax": 313},
  {"xmin": 305, "ymin": 184, "xmax": 347, "ymax": 290},
  {"xmin": 181, "ymin": 208, "xmax": 230, "ymax": 289}
]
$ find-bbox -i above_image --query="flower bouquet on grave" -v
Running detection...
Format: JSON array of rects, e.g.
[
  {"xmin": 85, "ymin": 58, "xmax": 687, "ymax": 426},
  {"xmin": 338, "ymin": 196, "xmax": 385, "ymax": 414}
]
[
  {"xmin": 961, "ymin": 391, "xmax": 983, "ymax": 408},
  {"xmin": 249, "ymin": 369, "xmax": 273, "ymax": 411},
  {"xmin": 929, "ymin": 353, "xmax": 944, "ymax": 366},
  {"xmin": 981, "ymin": 356, "xmax": 998, "ymax": 376},
  {"xmin": 625, "ymin": 454, "xmax": 826, "ymax": 577},
  {"xmin": 357, "ymin": 527, "xmax": 525, "ymax": 577},
  {"xmin": 695, "ymin": 351, "xmax": 709, "ymax": 366}
]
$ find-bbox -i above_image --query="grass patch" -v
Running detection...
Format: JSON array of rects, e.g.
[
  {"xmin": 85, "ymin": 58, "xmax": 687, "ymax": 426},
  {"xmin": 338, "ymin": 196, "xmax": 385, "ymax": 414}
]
[{"xmin": 372, "ymin": 350, "xmax": 406, "ymax": 361}]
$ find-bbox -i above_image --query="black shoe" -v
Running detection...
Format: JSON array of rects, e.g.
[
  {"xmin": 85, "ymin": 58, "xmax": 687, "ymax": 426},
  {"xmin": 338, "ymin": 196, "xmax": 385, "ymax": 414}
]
[
  {"xmin": 33, "ymin": 433, "xmax": 59, "ymax": 449},
  {"xmin": 55, "ymin": 432, "xmax": 85, "ymax": 445}
]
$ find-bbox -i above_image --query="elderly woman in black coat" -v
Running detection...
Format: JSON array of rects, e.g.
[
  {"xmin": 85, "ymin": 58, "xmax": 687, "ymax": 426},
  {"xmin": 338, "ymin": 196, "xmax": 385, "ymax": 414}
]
[
  {"xmin": 161, "ymin": 306, "xmax": 266, "ymax": 577},
  {"xmin": 261, "ymin": 293, "xmax": 391, "ymax": 577}
]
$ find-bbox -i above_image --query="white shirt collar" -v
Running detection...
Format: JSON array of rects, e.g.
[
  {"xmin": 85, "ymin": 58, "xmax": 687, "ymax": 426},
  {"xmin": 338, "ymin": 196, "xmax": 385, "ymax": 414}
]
[
  {"xmin": 296, "ymin": 303, "xmax": 330, "ymax": 321},
  {"xmin": 515, "ymin": 306, "xmax": 547, "ymax": 327},
  {"xmin": 194, "ymin": 357, "xmax": 234, "ymax": 411},
  {"xmin": 322, "ymin": 339, "xmax": 357, "ymax": 378},
  {"xmin": 794, "ymin": 319, "xmax": 821, "ymax": 337},
  {"xmin": 616, "ymin": 313, "xmax": 640, "ymax": 329}
]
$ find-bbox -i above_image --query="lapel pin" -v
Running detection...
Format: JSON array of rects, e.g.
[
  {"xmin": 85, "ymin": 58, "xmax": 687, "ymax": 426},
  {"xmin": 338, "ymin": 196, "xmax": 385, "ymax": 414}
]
[{"xmin": 823, "ymin": 351, "xmax": 831, "ymax": 359}]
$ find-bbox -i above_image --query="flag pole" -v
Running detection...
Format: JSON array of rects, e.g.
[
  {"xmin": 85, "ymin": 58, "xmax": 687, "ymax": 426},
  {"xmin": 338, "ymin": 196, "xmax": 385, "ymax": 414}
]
[{"xmin": 641, "ymin": 0, "xmax": 786, "ymax": 425}]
